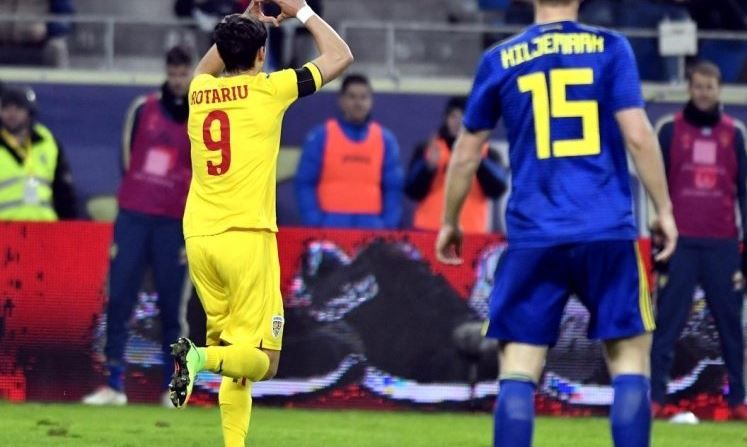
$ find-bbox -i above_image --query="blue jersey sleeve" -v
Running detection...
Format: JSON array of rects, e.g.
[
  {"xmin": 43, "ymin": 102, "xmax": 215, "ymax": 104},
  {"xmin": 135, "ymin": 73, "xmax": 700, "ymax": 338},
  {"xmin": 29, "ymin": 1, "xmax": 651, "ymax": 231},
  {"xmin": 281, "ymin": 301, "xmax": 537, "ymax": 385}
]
[
  {"xmin": 607, "ymin": 35, "xmax": 645, "ymax": 112},
  {"xmin": 295, "ymin": 125, "xmax": 327, "ymax": 226},
  {"xmin": 380, "ymin": 129, "xmax": 404, "ymax": 229},
  {"xmin": 463, "ymin": 51, "xmax": 502, "ymax": 132}
]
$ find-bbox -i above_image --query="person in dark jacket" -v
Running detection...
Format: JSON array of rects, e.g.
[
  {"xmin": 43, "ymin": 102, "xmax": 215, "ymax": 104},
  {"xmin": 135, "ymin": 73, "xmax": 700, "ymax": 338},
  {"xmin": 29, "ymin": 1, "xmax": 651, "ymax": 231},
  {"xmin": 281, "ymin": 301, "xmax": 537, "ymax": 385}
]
[
  {"xmin": 405, "ymin": 96, "xmax": 507, "ymax": 234},
  {"xmin": 651, "ymin": 61, "xmax": 747, "ymax": 421},
  {"xmin": 82, "ymin": 46, "xmax": 193, "ymax": 407}
]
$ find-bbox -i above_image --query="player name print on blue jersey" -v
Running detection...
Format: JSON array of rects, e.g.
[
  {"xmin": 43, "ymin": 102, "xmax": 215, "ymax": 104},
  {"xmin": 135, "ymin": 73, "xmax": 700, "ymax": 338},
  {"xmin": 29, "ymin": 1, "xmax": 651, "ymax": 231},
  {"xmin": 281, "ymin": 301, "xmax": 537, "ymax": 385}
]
[
  {"xmin": 464, "ymin": 21, "xmax": 645, "ymax": 247},
  {"xmin": 500, "ymin": 32, "xmax": 605, "ymax": 69}
]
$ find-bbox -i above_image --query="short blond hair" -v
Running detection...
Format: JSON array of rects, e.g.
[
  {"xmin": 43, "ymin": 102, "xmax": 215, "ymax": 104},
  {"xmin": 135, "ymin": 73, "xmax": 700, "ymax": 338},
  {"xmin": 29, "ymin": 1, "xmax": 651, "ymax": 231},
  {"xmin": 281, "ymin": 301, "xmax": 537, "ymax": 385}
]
[{"xmin": 687, "ymin": 61, "xmax": 722, "ymax": 85}]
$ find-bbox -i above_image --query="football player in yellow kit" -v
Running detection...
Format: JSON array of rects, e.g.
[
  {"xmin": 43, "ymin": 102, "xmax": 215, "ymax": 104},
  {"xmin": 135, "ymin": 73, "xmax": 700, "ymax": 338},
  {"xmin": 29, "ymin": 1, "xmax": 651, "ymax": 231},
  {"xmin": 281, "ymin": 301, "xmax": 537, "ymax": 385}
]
[{"xmin": 169, "ymin": 1, "xmax": 352, "ymax": 445}]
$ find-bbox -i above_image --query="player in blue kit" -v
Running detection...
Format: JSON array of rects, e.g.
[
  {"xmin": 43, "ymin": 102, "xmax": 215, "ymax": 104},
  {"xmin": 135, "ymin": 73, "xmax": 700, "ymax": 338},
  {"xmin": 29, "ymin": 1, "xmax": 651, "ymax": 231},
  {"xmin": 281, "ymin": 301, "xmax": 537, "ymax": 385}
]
[{"xmin": 436, "ymin": 1, "xmax": 678, "ymax": 447}]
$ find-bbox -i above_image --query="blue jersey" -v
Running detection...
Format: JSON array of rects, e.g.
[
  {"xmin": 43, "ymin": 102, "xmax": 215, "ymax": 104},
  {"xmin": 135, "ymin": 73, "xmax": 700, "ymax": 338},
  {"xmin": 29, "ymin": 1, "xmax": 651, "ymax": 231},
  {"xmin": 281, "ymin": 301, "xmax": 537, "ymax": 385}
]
[{"xmin": 463, "ymin": 21, "xmax": 644, "ymax": 247}]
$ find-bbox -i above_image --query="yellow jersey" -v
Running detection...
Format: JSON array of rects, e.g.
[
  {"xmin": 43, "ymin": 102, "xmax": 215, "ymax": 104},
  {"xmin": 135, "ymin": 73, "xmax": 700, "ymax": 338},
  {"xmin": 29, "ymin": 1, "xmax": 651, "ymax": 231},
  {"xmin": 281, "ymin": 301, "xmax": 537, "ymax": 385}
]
[{"xmin": 184, "ymin": 64, "xmax": 322, "ymax": 238}]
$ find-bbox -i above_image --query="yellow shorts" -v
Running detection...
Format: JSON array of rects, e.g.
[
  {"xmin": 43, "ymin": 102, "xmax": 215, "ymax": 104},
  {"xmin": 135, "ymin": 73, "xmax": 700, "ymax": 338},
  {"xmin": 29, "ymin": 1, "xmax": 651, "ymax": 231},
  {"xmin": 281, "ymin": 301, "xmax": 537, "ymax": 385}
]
[{"xmin": 186, "ymin": 229, "xmax": 284, "ymax": 350}]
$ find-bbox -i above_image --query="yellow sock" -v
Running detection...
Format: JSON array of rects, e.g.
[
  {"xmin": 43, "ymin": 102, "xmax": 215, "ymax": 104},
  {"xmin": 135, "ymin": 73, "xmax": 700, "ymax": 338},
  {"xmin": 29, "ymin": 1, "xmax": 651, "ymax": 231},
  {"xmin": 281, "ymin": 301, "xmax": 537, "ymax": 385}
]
[
  {"xmin": 219, "ymin": 377, "xmax": 252, "ymax": 447},
  {"xmin": 205, "ymin": 344, "xmax": 270, "ymax": 381}
]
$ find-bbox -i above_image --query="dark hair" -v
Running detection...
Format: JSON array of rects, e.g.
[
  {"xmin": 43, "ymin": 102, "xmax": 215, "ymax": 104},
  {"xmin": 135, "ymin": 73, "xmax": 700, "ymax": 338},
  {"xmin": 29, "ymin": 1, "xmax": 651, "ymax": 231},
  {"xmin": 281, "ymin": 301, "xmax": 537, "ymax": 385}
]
[
  {"xmin": 166, "ymin": 45, "xmax": 194, "ymax": 67},
  {"xmin": 687, "ymin": 60, "xmax": 722, "ymax": 84},
  {"xmin": 213, "ymin": 14, "xmax": 268, "ymax": 73},
  {"xmin": 1, "ymin": 85, "xmax": 37, "ymax": 116},
  {"xmin": 444, "ymin": 96, "xmax": 467, "ymax": 115},
  {"xmin": 341, "ymin": 74, "xmax": 371, "ymax": 94}
]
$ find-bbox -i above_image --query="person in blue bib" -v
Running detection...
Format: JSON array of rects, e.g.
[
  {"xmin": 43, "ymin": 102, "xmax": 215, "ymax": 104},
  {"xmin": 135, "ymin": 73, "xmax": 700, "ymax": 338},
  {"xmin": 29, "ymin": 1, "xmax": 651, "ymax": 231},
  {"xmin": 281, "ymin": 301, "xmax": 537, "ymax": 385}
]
[{"xmin": 436, "ymin": 1, "xmax": 678, "ymax": 446}]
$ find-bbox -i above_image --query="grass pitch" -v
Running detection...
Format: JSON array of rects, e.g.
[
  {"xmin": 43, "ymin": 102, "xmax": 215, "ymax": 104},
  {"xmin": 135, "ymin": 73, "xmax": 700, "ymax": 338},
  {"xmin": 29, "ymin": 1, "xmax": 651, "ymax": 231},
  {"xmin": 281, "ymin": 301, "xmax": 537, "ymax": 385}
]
[{"xmin": 0, "ymin": 402, "xmax": 745, "ymax": 446}]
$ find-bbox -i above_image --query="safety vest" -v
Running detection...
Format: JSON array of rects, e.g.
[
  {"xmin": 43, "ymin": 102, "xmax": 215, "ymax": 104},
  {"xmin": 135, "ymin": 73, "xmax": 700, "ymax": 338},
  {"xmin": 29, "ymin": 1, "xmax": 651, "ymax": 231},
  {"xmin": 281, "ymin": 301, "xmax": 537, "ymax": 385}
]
[
  {"xmin": 0, "ymin": 124, "xmax": 59, "ymax": 221},
  {"xmin": 413, "ymin": 137, "xmax": 489, "ymax": 234},
  {"xmin": 318, "ymin": 119, "xmax": 384, "ymax": 214},
  {"xmin": 117, "ymin": 94, "xmax": 191, "ymax": 219},
  {"xmin": 669, "ymin": 112, "xmax": 740, "ymax": 239}
]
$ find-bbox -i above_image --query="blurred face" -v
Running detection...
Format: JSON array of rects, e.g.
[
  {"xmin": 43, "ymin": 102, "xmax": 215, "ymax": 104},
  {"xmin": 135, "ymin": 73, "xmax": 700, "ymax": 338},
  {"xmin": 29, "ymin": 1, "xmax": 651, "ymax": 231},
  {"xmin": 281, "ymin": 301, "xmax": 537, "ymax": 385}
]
[
  {"xmin": 445, "ymin": 108, "xmax": 464, "ymax": 138},
  {"xmin": 166, "ymin": 64, "xmax": 192, "ymax": 97},
  {"xmin": 688, "ymin": 72, "xmax": 721, "ymax": 112},
  {"xmin": 340, "ymin": 83, "xmax": 373, "ymax": 124},
  {"xmin": 0, "ymin": 104, "xmax": 31, "ymax": 135}
]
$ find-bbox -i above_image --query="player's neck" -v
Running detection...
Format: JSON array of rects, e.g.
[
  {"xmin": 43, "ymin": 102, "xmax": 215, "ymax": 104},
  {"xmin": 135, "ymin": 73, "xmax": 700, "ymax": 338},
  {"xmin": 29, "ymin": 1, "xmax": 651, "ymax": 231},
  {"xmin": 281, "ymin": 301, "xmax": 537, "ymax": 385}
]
[
  {"xmin": 534, "ymin": 6, "xmax": 578, "ymax": 24},
  {"xmin": 227, "ymin": 61, "xmax": 264, "ymax": 77},
  {"xmin": 229, "ymin": 68, "xmax": 262, "ymax": 77}
]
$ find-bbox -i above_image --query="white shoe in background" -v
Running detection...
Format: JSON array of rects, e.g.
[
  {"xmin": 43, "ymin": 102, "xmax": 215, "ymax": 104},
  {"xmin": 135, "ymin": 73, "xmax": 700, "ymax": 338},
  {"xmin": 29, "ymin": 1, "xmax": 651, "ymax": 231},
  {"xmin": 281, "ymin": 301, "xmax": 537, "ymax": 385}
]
[
  {"xmin": 81, "ymin": 386, "xmax": 127, "ymax": 406},
  {"xmin": 161, "ymin": 390, "xmax": 175, "ymax": 408},
  {"xmin": 669, "ymin": 411, "xmax": 700, "ymax": 425}
]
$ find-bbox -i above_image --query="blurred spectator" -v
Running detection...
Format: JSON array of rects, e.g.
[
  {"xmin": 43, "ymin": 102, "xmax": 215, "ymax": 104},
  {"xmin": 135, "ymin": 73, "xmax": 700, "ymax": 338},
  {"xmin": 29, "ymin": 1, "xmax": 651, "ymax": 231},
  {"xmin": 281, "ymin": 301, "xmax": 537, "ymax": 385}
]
[
  {"xmin": 616, "ymin": 0, "xmax": 690, "ymax": 82},
  {"xmin": 264, "ymin": 0, "xmax": 323, "ymax": 70},
  {"xmin": 474, "ymin": 0, "xmax": 533, "ymax": 24},
  {"xmin": 447, "ymin": 0, "xmax": 482, "ymax": 23},
  {"xmin": 295, "ymin": 74, "xmax": 404, "ymax": 229},
  {"xmin": 0, "ymin": 85, "xmax": 76, "ymax": 220},
  {"xmin": 0, "ymin": 0, "xmax": 75, "ymax": 67},
  {"xmin": 174, "ymin": 0, "xmax": 247, "ymax": 32},
  {"xmin": 579, "ymin": 0, "xmax": 619, "ymax": 27},
  {"xmin": 82, "ymin": 47, "xmax": 193, "ymax": 408},
  {"xmin": 687, "ymin": 0, "xmax": 747, "ymax": 82},
  {"xmin": 577, "ymin": 0, "xmax": 690, "ymax": 81},
  {"xmin": 504, "ymin": 0, "xmax": 534, "ymax": 25},
  {"xmin": 650, "ymin": 61, "xmax": 747, "ymax": 421},
  {"xmin": 687, "ymin": 0, "xmax": 747, "ymax": 30},
  {"xmin": 405, "ymin": 96, "xmax": 507, "ymax": 234},
  {"xmin": 173, "ymin": 0, "xmax": 248, "ymax": 53}
]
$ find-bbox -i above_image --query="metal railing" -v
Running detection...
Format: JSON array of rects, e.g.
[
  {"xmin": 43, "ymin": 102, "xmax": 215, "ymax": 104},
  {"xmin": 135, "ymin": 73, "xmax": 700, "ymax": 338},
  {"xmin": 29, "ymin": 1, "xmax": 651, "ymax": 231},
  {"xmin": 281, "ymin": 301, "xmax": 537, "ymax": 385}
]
[
  {"xmin": 339, "ymin": 20, "xmax": 747, "ymax": 80},
  {"xmin": 1, "ymin": 14, "xmax": 747, "ymax": 78},
  {"xmin": 0, "ymin": 14, "xmax": 199, "ymax": 70}
]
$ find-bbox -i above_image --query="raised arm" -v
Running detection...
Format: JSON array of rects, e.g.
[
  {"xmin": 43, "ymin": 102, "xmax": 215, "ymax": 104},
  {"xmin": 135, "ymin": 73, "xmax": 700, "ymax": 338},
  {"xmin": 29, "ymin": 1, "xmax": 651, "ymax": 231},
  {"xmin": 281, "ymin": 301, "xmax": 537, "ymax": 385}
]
[
  {"xmin": 270, "ymin": 0, "xmax": 353, "ymax": 84},
  {"xmin": 194, "ymin": 0, "xmax": 280, "ymax": 76}
]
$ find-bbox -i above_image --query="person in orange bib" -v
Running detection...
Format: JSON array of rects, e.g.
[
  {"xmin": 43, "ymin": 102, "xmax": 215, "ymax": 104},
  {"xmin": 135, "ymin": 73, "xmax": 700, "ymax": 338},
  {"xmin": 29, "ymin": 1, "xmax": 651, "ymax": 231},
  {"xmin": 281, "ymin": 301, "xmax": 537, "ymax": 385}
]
[
  {"xmin": 295, "ymin": 74, "xmax": 404, "ymax": 229},
  {"xmin": 406, "ymin": 96, "xmax": 507, "ymax": 234}
]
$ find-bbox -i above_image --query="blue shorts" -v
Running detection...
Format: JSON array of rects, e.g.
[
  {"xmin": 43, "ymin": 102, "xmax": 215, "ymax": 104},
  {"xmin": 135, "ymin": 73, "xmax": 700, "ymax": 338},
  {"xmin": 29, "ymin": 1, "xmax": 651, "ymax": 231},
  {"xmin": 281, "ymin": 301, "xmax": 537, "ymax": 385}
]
[{"xmin": 486, "ymin": 240, "xmax": 655, "ymax": 345}]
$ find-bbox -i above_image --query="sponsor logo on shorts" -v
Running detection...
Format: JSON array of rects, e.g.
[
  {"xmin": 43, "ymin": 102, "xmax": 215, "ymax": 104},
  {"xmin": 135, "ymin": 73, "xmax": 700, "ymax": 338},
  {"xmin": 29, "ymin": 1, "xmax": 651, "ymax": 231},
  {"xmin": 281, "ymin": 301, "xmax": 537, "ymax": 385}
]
[{"xmin": 272, "ymin": 316, "xmax": 284, "ymax": 339}]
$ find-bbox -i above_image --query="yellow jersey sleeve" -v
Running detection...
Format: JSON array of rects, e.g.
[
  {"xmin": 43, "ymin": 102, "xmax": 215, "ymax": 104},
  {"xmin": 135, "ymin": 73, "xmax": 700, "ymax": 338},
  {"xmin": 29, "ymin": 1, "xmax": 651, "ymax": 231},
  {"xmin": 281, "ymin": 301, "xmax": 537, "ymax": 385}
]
[
  {"xmin": 190, "ymin": 73, "xmax": 214, "ymax": 93},
  {"xmin": 305, "ymin": 62, "xmax": 324, "ymax": 91},
  {"xmin": 268, "ymin": 63, "xmax": 324, "ymax": 107}
]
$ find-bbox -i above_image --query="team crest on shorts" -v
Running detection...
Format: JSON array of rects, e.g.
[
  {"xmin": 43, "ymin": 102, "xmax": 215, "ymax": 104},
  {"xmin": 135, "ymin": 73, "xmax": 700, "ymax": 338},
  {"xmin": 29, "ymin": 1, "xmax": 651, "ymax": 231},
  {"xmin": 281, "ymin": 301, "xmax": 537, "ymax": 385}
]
[{"xmin": 271, "ymin": 316, "xmax": 284, "ymax": 339}]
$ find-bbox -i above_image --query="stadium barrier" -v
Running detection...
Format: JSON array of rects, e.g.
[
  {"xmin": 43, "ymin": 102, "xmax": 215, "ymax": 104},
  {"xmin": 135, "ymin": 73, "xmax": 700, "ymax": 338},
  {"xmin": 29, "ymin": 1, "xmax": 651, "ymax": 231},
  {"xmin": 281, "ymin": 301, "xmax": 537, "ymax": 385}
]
[
  {"xmin": 0, "ymin": 222, "xmax": 743, "ymax": 419},
  {"xmin": 1, "ymin": 14, "xmax": 747, "ymax": 80},
  {"xmin": 337, "ymin": 20, "xmax": 747, "ymax": 82}
]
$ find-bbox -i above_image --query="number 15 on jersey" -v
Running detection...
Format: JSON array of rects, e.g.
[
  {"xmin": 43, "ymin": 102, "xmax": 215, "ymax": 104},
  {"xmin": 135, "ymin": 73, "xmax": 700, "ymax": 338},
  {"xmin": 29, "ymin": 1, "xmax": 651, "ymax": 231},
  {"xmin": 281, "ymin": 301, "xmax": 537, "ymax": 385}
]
[{"xmin": 518, "ymin": 68, "xmax": 601, "ymax": 160}]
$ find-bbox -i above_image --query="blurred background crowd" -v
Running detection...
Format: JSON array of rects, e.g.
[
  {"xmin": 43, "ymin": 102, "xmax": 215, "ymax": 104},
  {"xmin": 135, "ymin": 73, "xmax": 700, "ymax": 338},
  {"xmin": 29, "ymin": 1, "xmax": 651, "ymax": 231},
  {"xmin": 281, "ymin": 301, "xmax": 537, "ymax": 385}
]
[
  {"xmin": 1, "ymin": 0, "xmax": 747, "ymax": 80},
  {"xmin": 4, "ymin": 0, "xmax": 747, "ymax": 227}
]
